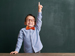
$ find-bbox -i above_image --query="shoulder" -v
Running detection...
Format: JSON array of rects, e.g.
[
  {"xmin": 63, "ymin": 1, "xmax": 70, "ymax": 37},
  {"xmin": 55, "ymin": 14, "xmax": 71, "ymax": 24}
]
[
  {"xmin": 19, "ymin": 27, "xmax": 26, "ymax": 32},
  {"xmin": 35, "ymin": 27, "xmax": 40, "ymax": 32}
]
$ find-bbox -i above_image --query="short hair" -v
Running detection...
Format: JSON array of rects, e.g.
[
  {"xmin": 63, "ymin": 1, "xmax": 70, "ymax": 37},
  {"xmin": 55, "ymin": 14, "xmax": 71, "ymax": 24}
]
[{"xmin": 25, "ymin": 14, "xmax": 36, "ymax": 23}]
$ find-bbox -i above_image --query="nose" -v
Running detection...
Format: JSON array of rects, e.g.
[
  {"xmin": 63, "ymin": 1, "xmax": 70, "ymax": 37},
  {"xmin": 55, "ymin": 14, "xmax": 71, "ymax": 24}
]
[{"xmin": 29, "ymin": 20, "xmax": 32, "ymax": 22}]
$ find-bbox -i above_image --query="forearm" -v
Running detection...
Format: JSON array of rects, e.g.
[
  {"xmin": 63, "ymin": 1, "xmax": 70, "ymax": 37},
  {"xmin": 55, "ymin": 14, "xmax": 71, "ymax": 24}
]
[
  {"xmin": 15, "ymin": 39, "xmax": 23, "ymax": 52},
  {"xmin": 38, "ymin": 9, "xmax": 42, "ymax": 12},
  {"xmin": 15, "ymin": 30, "xmax": 23, "ymax": 52},
  {"xmin": 35, "ymin": 12, "xmax": 42, "ymax": 31},
  {"xmin": 37, "ymin": 12, "xmax": 42, "ymax": 19}
]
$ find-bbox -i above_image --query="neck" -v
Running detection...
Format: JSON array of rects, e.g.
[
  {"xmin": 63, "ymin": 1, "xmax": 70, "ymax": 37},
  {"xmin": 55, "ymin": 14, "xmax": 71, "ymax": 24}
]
[{"xmin": 28, "ymin": 26, "xmax": 34, "ymax": 28}]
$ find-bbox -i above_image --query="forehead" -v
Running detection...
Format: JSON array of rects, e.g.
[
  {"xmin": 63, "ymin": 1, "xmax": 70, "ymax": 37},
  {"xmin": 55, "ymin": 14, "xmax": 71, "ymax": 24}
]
[{"xmin": 26, "ymin": 16, "xmax": 35, "ymax": 20}]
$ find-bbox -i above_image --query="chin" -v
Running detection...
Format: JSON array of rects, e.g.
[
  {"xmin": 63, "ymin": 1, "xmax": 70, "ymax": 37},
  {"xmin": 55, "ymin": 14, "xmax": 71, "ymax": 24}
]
[{"xmin": 28, "ymin": 25, "xmax": 34, "ymax": 27}]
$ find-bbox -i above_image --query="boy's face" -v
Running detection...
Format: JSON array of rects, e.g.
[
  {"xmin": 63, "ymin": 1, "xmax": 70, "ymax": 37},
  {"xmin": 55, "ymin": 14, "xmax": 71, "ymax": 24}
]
[{"xmin": 24, "ymin": 16, "xmax": 35, "ymax": 27}]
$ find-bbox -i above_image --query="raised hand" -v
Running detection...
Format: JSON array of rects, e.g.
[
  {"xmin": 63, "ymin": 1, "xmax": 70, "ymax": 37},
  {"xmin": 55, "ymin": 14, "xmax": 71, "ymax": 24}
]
[{"xmin": 38, "ymin": 2, "xmax": 43, "ymax": 12}]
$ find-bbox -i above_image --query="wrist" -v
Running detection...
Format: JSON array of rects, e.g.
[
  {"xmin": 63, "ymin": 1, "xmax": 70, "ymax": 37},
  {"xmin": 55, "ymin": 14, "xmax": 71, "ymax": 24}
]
[{"xmin": 38, "ymin": 10, "xmax": 42, "ymax": 12}]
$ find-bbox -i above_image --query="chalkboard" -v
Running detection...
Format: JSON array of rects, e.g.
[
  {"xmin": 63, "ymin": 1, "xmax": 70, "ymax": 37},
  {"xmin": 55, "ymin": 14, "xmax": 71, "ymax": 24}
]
[{"xmin": 0, "ymin": 0, "xmax": 75, "ymax": 53}]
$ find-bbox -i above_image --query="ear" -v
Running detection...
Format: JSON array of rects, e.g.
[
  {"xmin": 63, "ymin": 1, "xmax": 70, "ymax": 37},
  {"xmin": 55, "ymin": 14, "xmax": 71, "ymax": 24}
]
[
  {"xmin": 24, "ymin": 22, "xmax": 26, "ymax": 25},
  {"xmin": 34, "ymin": 22, "xmax": 36, "ymax": 25}
]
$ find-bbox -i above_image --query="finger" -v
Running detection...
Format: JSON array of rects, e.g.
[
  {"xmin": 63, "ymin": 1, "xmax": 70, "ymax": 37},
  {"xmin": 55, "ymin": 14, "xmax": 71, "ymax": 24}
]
[
  {"xmin": 10, "ymin": 53, "xmax": 13, "ymax": 54},
  {"xmin": 10, "ymin": 52, "xmax": 12, "ymax": 54},
  {"xmin": 40, "ymin": 5, "xmax": 43, "ymax": 7},
  {"xmin": 15, "ymin": 53, "xmax": 17, "ymax": 54},
  {"xmin": 38, "ymin": 2, "xmax": 40, "ymax": 5},
  {"xmin": 11, "ymin": 52, "xmax": 15, "ymax": 54},
  {"xmin": 41, "ymin": 5, "xmax": 43, "ymax": 8},
  {"xmin": 10, "ymin": 53, "xmax": 12, "ymax": 54}
]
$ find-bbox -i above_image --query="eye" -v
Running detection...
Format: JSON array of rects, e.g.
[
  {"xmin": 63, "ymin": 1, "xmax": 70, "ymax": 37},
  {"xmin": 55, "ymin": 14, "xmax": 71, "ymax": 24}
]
[{"xmin": 27, "ymin": 19, "xmax": 34, "ymax": 22}]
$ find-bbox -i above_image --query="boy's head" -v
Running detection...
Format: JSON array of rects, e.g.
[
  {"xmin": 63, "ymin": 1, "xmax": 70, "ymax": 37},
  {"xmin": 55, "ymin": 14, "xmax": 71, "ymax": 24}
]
[{"xmin": 24, "ymin": 14, "xmax": 36, "ymax": 27}]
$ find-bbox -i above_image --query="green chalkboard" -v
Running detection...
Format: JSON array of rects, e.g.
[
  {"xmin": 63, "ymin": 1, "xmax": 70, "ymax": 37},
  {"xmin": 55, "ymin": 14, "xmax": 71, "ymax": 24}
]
[{"xmin": 0, "ymin": 0, "xmax": 75, "ymax": 53}]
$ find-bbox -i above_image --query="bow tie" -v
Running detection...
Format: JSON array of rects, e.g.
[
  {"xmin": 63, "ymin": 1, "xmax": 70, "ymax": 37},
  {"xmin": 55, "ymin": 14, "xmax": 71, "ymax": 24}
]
[{"xmin": 26, "ymin": 26, "xmax": 35, "ymax": 30}]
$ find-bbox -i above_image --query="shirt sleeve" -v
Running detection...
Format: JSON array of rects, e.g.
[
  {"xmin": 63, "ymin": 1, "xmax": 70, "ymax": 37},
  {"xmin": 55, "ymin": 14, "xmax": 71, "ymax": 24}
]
[
  {"xmin": 15, "ymin": 29, "xmax": 23, "ymax": 52},
  {"xmin": 35, "ymin": 12, "xmax": 42, "ymax": 32}
]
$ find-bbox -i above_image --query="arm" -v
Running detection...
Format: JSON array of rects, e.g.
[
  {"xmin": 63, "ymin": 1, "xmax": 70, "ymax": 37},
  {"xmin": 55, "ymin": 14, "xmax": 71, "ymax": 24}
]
[
  {"xmin": 35, "ymin": 2, "xmax": 43, "ymax": 31},
  {"xmin": 10, "ymin": 29, "xmax": 23, "ymax": 54},
  {"xmin": 15, "ymin": 29, "xmax": 23, "ymax": 52}
]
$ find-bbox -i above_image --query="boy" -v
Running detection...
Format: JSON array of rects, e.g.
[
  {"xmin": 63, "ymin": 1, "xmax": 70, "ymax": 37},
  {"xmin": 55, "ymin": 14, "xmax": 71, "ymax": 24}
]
[{"xmin": 10, "ymin": 2, "xmax": 43, "ymax": 54}]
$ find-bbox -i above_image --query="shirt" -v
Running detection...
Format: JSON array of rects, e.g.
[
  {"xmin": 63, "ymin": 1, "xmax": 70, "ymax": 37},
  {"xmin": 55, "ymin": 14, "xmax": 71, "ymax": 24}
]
[{"xmin": 15, "ymin": 12, "xmax": 43, "ymax": 53}]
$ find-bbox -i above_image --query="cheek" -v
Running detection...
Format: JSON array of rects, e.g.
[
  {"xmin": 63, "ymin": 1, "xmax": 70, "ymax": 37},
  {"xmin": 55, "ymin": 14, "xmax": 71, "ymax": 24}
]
[
  {"xmin": 27, "ymin": 22, "xmax": 29, "ymax": 25},
  {"xmin": 24, "ymin": 22, "xmax": 27, "ymax": 25},
  {"xmin": 33, "ymin": 22, "xmax": 35, "ymax": 25},
  {"xmin": 25, "ymin": 22, "xmax": 28, "ymax": 25}
]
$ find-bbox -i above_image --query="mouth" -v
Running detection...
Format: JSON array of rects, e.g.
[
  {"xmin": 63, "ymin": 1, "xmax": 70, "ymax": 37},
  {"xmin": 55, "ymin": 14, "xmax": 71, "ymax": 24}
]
[{"xmin": 28, "ymin": 23, "xmax": 32, "ymax": 25}]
